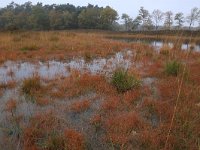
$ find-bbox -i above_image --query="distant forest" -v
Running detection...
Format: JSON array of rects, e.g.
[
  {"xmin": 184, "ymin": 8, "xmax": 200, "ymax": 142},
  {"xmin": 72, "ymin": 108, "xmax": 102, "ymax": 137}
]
[
  {"xmin": 0, "ymin": 2, "xmax": 118, "ymax": 31},
  {"xmin": 0, "ymin": 2, "xmax": 200, "ymax": 31}
]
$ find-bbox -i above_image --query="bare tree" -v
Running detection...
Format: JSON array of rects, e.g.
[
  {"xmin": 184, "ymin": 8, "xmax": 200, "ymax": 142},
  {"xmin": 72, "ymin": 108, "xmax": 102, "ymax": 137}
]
[
  {"xmin": 164, "ymin": 11, "xmax": 173, "ymax": 30},
  {"xmin": 152, "ymin": 9, "xmax": 163, "ymax": 30},
  {"xmin": 174, "ymin": 12, "xmax": 184, "ymax": 29},
  {"xmin": 186, "ymin": 7, "xmax": 200, "ymax": 29}
]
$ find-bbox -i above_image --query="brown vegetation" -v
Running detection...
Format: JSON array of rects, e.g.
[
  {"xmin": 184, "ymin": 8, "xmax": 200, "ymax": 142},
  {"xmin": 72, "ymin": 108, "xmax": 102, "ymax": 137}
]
[{"xmin": 0, "ymin": 31, "xmax": 199, "ymax": 150}]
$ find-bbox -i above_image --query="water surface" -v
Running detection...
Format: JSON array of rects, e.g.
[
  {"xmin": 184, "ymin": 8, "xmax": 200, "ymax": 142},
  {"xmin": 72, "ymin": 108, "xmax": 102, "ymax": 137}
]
[
  {"xmin": 0, "ymin": 50, "xmax": 133, "ymax": 83},
  {"xmin": 111, "ymin": 38, "xmax": 200, "ymax": 52}
]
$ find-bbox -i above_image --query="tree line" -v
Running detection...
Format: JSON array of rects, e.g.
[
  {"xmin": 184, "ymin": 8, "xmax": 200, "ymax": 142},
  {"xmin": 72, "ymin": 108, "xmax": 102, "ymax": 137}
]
[
  {"xmin": 0, "ymin": 2, "xmax": 118, "ymax": 30},
  {"xmin": 0, "ymin": 2, "xmax": 200, "ymax": 31},
  {"xmin": 122, "ymin": 7, "xmax": 200, "ymax": 31}
]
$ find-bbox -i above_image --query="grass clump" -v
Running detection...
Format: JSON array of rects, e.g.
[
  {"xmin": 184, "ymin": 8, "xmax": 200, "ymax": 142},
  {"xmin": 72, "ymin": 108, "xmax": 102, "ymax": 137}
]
[
  {"xmin": 84, "ymin": 52, "xmax": 93, "ymax": 62},
  {"xmin": 165, "ymin": 60, "xmax": 182, "ymax": 76},
  {"xmin": 21, "ymin": 77, "xmax": 41, "ymax": 96},
  {"xmin": 111, "ymin": 69, "xmax": 140, "ymax": 93}
]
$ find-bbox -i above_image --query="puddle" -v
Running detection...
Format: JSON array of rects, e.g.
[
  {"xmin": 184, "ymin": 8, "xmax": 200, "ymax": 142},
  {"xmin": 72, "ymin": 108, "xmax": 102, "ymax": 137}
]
[
  {"xmin": 0, "ymin": 50, "xmax": 133, "ymax": 83},
  {"xmin": 142, "ymin": 77, "xmax": 160, "ymax": 100},
  {"xmin": 110, "ymin": 38, "xmax": 200, "ymax": 52},
  {"xmin": 142, "ymin": 77, "xmax": 156, "ymax": 86}
]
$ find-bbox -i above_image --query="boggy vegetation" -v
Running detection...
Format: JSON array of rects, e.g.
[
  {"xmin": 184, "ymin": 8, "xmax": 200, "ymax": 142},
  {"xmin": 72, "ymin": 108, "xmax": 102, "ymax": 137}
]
[
  {"xmin": 0, "ymin": 31, "xmax": 133, "ymax": 64},
  {"xmin": 0, "ymin": 31, "xmax": 200, "ymax": 150},
  {"xmin": 112, "ymin": 68, "xmax": 141, "ymax": 92}
]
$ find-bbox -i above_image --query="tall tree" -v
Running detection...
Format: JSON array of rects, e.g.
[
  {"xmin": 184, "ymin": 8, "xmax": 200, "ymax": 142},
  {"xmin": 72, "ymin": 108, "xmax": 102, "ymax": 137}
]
[
  {"xmin": 132, "ymin": 16, "xmax": 142, "ymax": 31},
  {"xmin": 174, "ymin": 12, "xmax": 184, "ymax": 29},
  {"xmin": 121, "ymin": 13, "xmax": 129, "ymax": 31},
  {"xmin": 126, "ymin": 17, "xmax": 133, "ymax": 31},
  {"xmin": 62, "ymin": 11, "xmax": 74, "ymax": 29},
  {"xmin": 143, "ymin": 15, "xmax": 154, "ymax": 30},
  {"xmin": 29, "ymin": 3, "xmax": 50, "ymax": 30},
  {"xmin": 152, "ymin": 9, "xmax": 163, "ymax": 30},
  {"xmin": 100, "ymin": 6, "xmax": 118, "ymax": 29},
  {"xmin": 138, "ymin": 7, "xmax": 149, "ymax": 30},
  {"xmin": 186, "ymin": 7, "xmax": 200, "ymax": 29},
  {"xmin": 49, "ymin": 10, "xmax": 63, "ymax": 29},
  {"xmin": 164, "ymin": 11, "xmax": 173, "ymax": 30},
  {"xmin": 78, "ymin": 5, "xmax": 101, "ymax": 29}
]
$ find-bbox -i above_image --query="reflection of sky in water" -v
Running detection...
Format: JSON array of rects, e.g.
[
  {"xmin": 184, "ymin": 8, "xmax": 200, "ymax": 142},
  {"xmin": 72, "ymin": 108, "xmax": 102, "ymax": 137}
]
[
  {"xmin": 0, "ymin": 51, "xmax": 133, "ymax": 83},
  {"xmin": 151, "ymin": 41, "xmax": 200, "ymax": 51},
  {"xmin": 112, "ymin": 38, "xmax": 200, "ymax": 52}
]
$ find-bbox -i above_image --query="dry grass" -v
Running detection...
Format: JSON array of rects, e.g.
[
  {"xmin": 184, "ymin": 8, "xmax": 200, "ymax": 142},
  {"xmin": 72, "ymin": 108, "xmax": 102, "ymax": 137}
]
[{"xmin": 0, "ymin": 31, "xmax": 132, "ymax": 63}]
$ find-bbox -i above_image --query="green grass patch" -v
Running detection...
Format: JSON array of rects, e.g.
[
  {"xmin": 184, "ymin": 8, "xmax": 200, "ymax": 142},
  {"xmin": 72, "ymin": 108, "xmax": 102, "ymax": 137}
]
[
  {"xmin": 111, "ymin": 68, "xmax": 140, "ymax": 93},
  {"xmin": 165, "ymin": 60, "xmax": 182, "ymax": 76}
]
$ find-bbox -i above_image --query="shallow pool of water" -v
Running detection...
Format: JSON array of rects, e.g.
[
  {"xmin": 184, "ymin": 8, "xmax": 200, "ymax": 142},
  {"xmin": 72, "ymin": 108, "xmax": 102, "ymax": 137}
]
[
  {"xmin": 0, "ymin": 50, "xmax": 133, "ymax": 83},
  {"xmin": 111, "ymin": 38, "xmax": 200, "ymax": 52}
]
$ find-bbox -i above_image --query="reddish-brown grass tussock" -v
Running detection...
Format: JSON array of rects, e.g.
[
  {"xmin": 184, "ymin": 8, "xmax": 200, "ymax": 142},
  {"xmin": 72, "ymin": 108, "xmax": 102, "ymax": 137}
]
[
  {"xmin": 158, "ymin": 77, "xmax": 179, "ymax": 102},
  {"xmin": 122, "ymin": 89, "xmax": 141, "ymax": 106},
  {"xmin": 77, "ymin": 73, "xmax": 116, "ymax": 95},
  {"xmin": 101, "ymin": 96, "xmax": 121, "ymax": 112},
  {"xmin": 141, "ymin": 98, "xmax": 173, "ymax": 122},
  {"xmin": 104, "ymin": 112, "xmax": 143, "ymax": 134},
  {"xmin": 70, "ymin": 100, "xmax": 91, "ymax": 113},
  {"xmin": 188, "ymin": 62, "xmax": 200, "ymax": 85},
  {"xmin": 104, "ymin": 112, "xmax": 144, "ymax": 147},
  {"xmin": 35, "ymin": 98, "xmax": 50, "ymax": 106},
  {"xmin": 50, "ymin": 73, "xmax": 115, "ymax": 99},
  {"xmin": 64, "ymin": 129, "xmax": 85, "ymax": 150},
  {"xmin": 22, "ymin": 111, "xmax": 65, "ymax": 150},
  {"xmin": 5, "ymin": 99, "xmax": 17, "ymax": 114},
  {"xmin": 138, "ymin": 128, "xmax": 167, "ymax": 150}
]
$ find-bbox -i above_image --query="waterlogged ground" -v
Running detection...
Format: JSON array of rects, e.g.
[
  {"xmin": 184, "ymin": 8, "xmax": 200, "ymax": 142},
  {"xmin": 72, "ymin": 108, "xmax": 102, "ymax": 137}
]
[
  {"xmin": 110, "ymin": 37, "xmax": 200, "ymax": 52},
  {"xmin": 0, "ymin": 50, "xmax": 133, "ymax": 83},
  {"xmin": 0, "ymin": 32, "xmax": 200, "ymax": 150}
]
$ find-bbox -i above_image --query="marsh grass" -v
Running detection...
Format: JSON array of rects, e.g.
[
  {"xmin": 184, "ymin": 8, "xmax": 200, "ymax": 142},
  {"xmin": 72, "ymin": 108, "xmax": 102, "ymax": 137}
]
[
  {"xmin": 84, "ymin": 52, "xmax": 93, "ymax": 62},
  {"xmin": 70, "ymin": 100, "xmax": 91, "ymax": 113},
  {"xmin": 160, "ymin": 44, "xmax": 171, "ymax": 56},
  {"xmin": 21, "ymin": 76, "xmax": 41, "ymax": 97},
  {"xmin": 20, "ymin": 44, "xmax": 39, "ymax": 51},
  {"xmin": 112, "ymin": 68, "xmax": 141, "ymax": 92},
  {"xmin": 164, "ymin": 60, "xmax": 182, "ymax": 76},
  {"xmin": 49, "ymin": 36, "xmax": 59, "ymax": 42}
]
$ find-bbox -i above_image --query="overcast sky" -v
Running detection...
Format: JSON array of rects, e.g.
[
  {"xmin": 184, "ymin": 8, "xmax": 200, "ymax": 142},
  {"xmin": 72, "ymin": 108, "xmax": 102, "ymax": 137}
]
[{"xmin": 1, "ymin": 0, "xmax": 200, "ymax": 22}]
